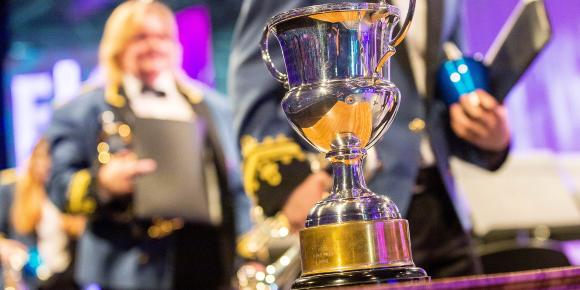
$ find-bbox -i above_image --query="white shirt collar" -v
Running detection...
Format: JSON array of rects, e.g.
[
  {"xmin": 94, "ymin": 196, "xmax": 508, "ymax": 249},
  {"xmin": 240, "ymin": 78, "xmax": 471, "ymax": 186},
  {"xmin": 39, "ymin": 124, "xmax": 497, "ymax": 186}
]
[
  {"xmin": 121, "ymin": 72, "xmax": 194, "ymax": 121},
  {"xmin": 122, "ymin": 71, "xmax": 179, "ymax": 99}
]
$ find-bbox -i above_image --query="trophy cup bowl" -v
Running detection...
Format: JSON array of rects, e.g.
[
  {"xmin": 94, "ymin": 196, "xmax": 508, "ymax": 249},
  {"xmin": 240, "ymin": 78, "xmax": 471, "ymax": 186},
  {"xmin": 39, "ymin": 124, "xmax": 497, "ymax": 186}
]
[{"xmin": 261, "ymin": 1, "xmax": 428, "ymax": 288}]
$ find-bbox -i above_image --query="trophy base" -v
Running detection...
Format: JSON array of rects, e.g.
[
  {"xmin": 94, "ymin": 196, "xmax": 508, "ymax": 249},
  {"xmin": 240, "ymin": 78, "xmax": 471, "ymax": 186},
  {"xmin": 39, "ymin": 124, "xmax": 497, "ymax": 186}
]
[
  {"xmin": 292, "ymin": 266, "xmax": 428, "ymax": 289},
  {"xmin": 299, "ymin": 219, "xmax": 419, "ymax": 274},
  {"xmin": 294, "ymin": 219, "xmax": 428, "ymax": 288}
]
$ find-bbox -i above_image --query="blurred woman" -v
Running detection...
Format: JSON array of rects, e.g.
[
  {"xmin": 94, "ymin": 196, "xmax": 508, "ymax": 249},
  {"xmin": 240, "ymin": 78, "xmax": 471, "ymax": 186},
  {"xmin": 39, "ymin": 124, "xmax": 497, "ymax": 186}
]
[
  {"xmin": 0, "ymin": 139, "xmax": 85, "ymax": 289},
  {"xmin": 45, "ymin": 1, "xmax": 250, "ymax": 288}
]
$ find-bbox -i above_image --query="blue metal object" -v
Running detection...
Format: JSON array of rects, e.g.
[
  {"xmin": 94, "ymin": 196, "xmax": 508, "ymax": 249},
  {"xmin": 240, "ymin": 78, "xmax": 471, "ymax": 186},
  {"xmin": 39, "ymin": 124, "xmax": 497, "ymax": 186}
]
[
  {"xmin": 436, "ymin": 57, "xmax": 489, "ymax": 106},
  {"xmin": 23, "ymin": 247, "xmax": 44, "ymax": 278}
]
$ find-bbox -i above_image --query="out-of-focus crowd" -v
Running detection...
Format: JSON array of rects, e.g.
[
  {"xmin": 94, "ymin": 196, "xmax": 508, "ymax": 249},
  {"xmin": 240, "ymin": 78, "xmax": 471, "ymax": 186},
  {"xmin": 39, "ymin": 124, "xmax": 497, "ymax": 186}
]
[{"xmin": 0, "ymin": 0, "xmax": 515, "ymax": 289}]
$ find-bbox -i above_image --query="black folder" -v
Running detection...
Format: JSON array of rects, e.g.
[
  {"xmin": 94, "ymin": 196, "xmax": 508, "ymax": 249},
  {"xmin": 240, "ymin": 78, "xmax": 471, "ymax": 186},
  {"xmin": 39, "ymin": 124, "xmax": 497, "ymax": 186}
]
[
  {"xmin": 484, "ymin": 0, "xmax": 551, "ymax": 102},
  {"xmin": 132, "ymin": 116, "xmax": 217, "ymax": 224}
]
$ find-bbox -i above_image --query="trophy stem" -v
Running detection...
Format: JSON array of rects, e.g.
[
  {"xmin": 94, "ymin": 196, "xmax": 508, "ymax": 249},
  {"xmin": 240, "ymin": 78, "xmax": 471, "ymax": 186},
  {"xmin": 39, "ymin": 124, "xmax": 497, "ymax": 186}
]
[
  {"xmin": 295, "ymin": 140, "xmax": 429, "ymax": 289},
  {"xmin": 306, "ymin": 139, "xmax": 402, "ymax": 227},
  {"xmin": 329, "ymin": 149, "xmax": 368, "ymax": 199}
]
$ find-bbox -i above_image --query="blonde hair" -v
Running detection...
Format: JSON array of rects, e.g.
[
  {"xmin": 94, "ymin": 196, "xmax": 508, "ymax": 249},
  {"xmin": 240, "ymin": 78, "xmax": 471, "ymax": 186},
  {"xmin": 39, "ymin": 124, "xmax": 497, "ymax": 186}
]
[
  {"xmin": 99, "ymin": 0, "xmax": 179, "ymax": 86},
  {"xmin": 11, "ymin": 139, "xmax": 50, "ymax": 235}
]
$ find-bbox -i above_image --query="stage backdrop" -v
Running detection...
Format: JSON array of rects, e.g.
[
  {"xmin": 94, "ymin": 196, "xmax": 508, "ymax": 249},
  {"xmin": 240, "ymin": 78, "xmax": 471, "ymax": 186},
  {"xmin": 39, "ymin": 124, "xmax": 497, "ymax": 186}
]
[{"xmin": 2, "ymin": 0, "xmax": 580, "ymax": 168}]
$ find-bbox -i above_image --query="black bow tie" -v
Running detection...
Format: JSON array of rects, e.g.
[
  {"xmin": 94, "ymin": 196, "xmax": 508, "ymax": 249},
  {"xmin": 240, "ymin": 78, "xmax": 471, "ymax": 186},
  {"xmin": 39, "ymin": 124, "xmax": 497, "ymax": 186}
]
[{"xmin": 141, "ymin": 85, "xmax": 166, "ymax": 97}]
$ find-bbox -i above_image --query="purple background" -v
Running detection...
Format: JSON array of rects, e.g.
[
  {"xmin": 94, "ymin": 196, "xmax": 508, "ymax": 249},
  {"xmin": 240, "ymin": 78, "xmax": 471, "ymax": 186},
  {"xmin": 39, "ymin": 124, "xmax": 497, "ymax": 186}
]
[
  {"xmin": 465, "ymin": 0, "xmax": 580, "ymax": 152},
  {"xmin": 176, "ymin": 6, "xmax": 215, "ymax": 87}
]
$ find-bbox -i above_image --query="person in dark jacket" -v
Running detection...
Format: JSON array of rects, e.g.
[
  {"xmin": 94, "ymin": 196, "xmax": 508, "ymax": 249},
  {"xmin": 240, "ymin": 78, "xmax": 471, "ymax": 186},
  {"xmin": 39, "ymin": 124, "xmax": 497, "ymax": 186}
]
[{"xmin": 229, "ymin": 0, "xmax": 510, "ymax": 279}]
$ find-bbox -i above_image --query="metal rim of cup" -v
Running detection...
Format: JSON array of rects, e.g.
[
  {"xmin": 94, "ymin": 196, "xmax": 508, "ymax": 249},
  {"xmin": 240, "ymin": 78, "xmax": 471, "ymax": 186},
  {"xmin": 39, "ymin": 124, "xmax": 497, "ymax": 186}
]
[{"xmin": 267, "ymin": 2, "xmax": 401, "ymax": 29}]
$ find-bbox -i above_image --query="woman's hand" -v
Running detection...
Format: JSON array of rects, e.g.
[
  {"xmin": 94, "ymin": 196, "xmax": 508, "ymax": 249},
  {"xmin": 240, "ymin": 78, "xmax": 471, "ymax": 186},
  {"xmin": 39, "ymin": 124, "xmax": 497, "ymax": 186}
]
[{"xmin": 97, "ymin": 150, "xmax": 157, "ymax": 201}]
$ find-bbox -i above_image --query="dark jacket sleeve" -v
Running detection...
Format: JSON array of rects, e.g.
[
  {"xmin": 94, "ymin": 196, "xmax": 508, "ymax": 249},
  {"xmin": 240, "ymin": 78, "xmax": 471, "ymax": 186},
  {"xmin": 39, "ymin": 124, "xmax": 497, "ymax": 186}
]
[
  {"xmin": 446, "ymin": 118, "xmax": 510, "ymax": 171},
  {"xmin": 445, "ymin": 0, "xmax": 510, "ymax": 171},
  {"xmin": 228, "ymin": 0, "xmax": 319, "ymax": 216},
  {"xmin": 45, "ymin": 92, "xmax": 103, "ymax": 214}
]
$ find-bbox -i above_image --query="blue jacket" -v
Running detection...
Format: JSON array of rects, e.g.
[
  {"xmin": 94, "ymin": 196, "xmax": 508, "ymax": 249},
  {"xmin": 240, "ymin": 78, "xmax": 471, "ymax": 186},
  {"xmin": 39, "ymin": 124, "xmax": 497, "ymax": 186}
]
[
  {"xmin": 45, "ymin": 78, "xmax": 251, "ymax": 289},
  {"xmin": 228, "ymin": 0, "xmax": 508, "ymax": 227}
]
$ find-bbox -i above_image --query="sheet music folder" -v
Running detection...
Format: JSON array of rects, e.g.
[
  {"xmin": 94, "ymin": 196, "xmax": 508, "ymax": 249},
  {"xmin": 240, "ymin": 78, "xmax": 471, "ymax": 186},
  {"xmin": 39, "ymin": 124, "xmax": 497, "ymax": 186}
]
[
  {"xmin": 484, "ymin": 0, "xmax": 552, "ymax": 102},
  {"xmin": 132, "ymin": 116, "xmax": 213, "ymax": 224}
]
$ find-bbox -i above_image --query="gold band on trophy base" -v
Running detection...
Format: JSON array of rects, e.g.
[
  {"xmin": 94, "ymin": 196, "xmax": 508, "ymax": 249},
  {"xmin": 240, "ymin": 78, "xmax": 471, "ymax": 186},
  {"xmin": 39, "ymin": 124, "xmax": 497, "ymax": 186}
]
[{"xmin": 299, "ymin": 219, "xmax": 413, "ymax": 276}]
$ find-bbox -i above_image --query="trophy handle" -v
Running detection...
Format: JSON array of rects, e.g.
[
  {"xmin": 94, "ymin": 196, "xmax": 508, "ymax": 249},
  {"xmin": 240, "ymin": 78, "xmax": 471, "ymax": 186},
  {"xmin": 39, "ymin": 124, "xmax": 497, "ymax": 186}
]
[
  {"xmin": 261, "ymin": 26, "xmax": 289, "ymax": 85},
  {"xmin": 390, "ymin": 0, "xmax": 416, "ymax": 47},
  {"xmin": 375, "ymin": 0, "xmax": 416, "ymax": 73},
  {"xmin": 375, "ymin": 45, "xmax": 396, "ymax": 74}
]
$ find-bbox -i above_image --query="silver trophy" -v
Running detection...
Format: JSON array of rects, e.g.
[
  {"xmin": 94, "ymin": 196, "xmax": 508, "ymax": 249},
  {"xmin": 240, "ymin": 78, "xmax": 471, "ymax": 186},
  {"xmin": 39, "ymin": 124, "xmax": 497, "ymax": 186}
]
[{"xmin": 261, "ymin": 1, "xmax": 428, "ymax": 288}]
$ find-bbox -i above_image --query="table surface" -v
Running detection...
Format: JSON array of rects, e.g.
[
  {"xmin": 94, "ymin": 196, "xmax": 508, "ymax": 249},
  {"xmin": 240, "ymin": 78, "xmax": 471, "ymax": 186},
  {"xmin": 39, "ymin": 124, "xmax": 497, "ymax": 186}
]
[{"xmin": 333, "ymin": 266, "xmax": 580, "ymax": 289}]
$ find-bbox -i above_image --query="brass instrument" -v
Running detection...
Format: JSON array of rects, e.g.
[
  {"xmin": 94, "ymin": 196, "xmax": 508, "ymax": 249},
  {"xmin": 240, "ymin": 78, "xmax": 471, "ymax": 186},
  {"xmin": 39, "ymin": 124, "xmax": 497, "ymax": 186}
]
[
  {"xmin": 237, "ymin": 244, "xmax": 301, "ymax": 290},
  {"xmin": 237, "ymin": 211, "xmax": 293, "ymax": 261},
  {"xmin": 236, "ymin": 149, "xmax": 331, "ymax": 289},
  {"xmin": 236, "ymin": 208, "xmax": 302, "ymax": 290}
]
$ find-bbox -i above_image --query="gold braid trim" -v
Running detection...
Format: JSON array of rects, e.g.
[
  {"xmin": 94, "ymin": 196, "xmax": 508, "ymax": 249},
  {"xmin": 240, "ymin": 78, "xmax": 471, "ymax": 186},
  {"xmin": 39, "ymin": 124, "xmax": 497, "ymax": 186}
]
[
  {"xmin": 177, "ymin": 81, "xmax": 203, "ymax": 104},
  {"xmin": 241, "ymin": 135, "xmax": 306, "ymax": 202},
  {"xmin": 67, "ymin": 169, "xmax": 96, "ymax": 214},
  {"xmin": 105, "ymin": 83, "xmax": 125, "ymax": 108}
]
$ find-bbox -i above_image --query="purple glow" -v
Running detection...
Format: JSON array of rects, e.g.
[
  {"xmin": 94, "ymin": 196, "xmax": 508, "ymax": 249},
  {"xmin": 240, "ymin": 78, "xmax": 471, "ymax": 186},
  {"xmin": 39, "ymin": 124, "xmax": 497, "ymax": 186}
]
[
  {"xmin": 465, "ymin": 0, "xmax": 580, "ymax": 152},
  {"xmin": 176, "ymin": 5, "xmax": 215, "ymax": 87},
  {"xmin": 374, "ymin": 222, "xmax": 389, "ymax": 262},
  {"xmin": 84, "ymin": 284, "xmax": 101, "ymax": 290},
  {"xmin": 562, "ymin": 240, "xmax": 580, "ymax": 266},
  {"xmin": 67, "ymin": 0, "xmax": 114, "ymax": 22}
]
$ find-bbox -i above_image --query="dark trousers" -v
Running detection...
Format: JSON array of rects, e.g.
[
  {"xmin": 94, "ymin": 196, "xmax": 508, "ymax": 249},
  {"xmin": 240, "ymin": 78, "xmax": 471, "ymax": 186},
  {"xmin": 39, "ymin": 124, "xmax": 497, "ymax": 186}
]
[
  {"xmin": 172, "ymin": 224, "xmax": 231, "ymax": 290},
  {"xmin": 407, "ymin": 167, "xmax": 483, "ymax": 278},
  {"xmin": 88, "ymin": 222, "xmax": 231, "ymax": 290}
]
